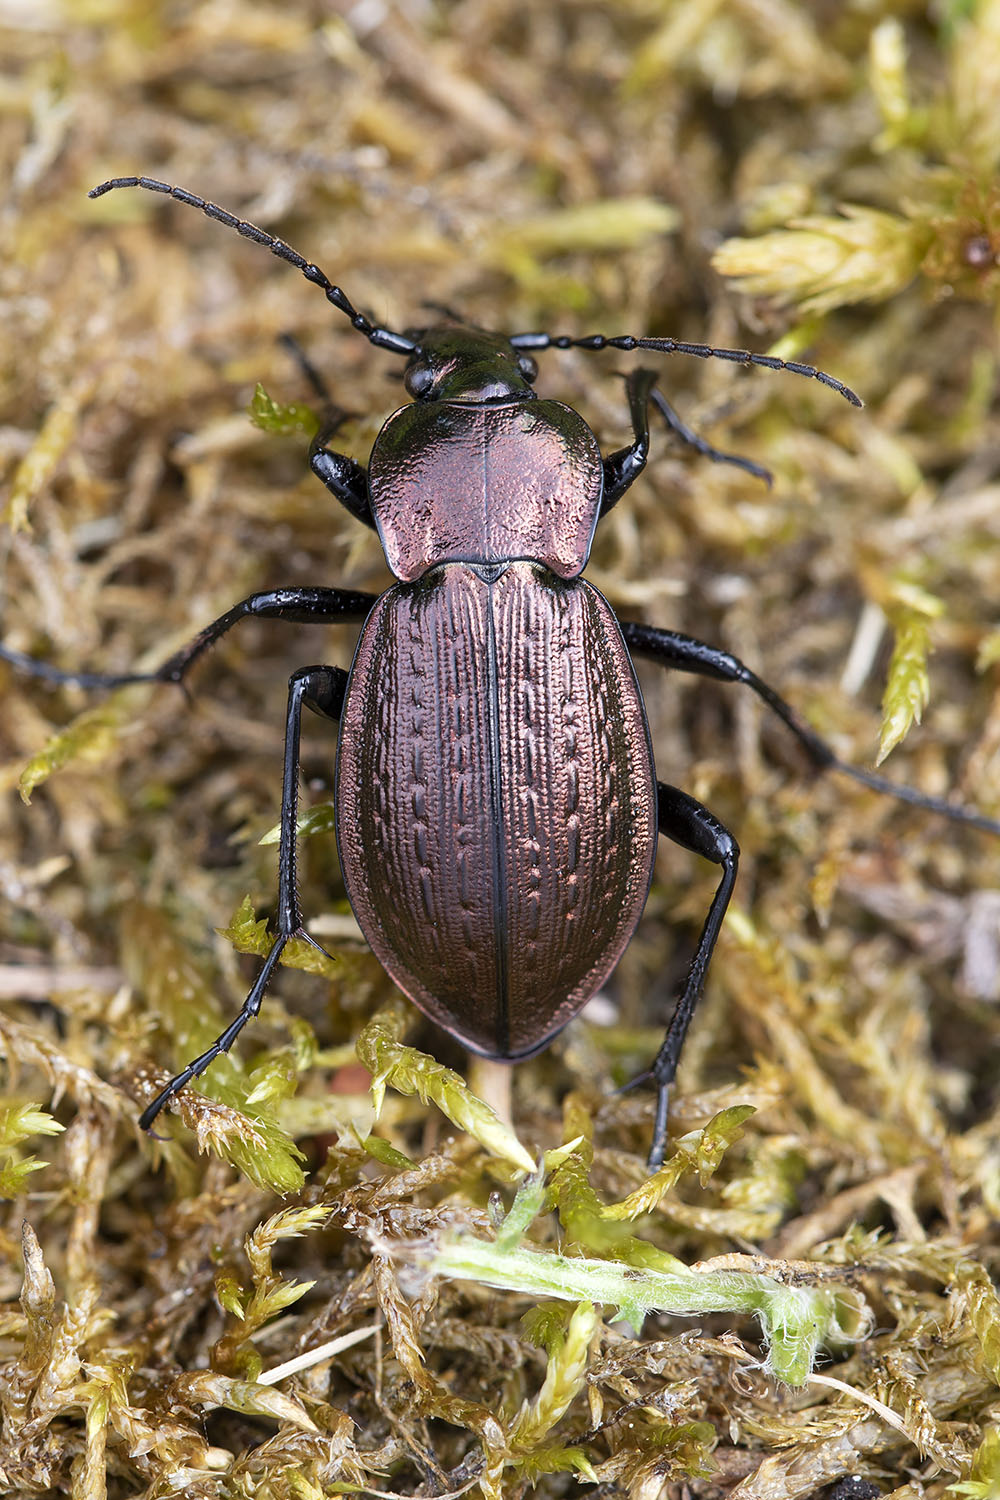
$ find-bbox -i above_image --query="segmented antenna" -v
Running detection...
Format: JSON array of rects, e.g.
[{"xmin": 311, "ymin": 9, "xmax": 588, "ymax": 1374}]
[
  {"xmin": 509, "ymin": 330, "xmax": 863, "ymax": 407},
  {"xmin": 89, "ymin": 178, "xmax": 861, "ymax": 405},
  {"xmin": 88, "ymin": 177, "xmax": 416, "ymax": 355}
]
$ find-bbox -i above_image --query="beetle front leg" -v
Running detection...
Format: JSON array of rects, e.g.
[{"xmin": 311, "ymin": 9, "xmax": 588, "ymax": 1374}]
[
  {"xmin": 276, "ymin": 330, "xmax": 376, "ymax": 529},
  {"xmin": 153, "ymin": 588, "xmax": 376, "ymax": 688},
  {"xmin": 644, "ymin": 784, "xmax": 740, "ymax": 1169},
  {"xmin": 601, "ymin": 370, "xmax": 771, "ymax": 515},
  {"xmin": 310, "ymin": 429, "xmax": 375, "ymax": 530},
  {"xmin": 601, "ymin": 369, "xmax": 655, "ymax": 512},
  {"xmin": 138, "ymin": 663, "xmax": 348, "ymax": 1131}
]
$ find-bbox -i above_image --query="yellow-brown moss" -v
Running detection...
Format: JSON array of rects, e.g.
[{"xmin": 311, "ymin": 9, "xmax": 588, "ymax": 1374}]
[{"xmin": 1, "ymin": 3, "xmax": 999, "ymax": 1496}]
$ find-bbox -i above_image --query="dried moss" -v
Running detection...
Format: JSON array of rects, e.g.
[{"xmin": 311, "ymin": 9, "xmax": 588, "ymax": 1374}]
[{"xmin": 1, "ymin": 2, "xmax": 999, "ymax": 1497}]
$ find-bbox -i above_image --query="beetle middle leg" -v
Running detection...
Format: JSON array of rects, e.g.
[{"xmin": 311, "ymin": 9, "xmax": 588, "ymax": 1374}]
[
  {"xmin": 0, "ymin": 586, "xmax": 376, "ymax": 693},
  {"xmin": 138, "ymin": 662, "xmax": 348, "ymax": 1130},
  {"xmin": 642, "ymin": 784, "xmax": 739, "ymax": 1168},
  {"xmin": 620, "ymin": 617, "xmax": 999, "ymax": 1164},
  {"xmin": 622, "ymin": 622, "xmax": 1000, "ymax": 836}
]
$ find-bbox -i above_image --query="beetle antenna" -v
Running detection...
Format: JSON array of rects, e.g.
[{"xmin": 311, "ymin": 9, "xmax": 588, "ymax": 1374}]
[
  {"xmin": 509, "ymin": 330, "xmax": 863, "ymax": 407},
  {"xmin": 88, "ymin": 177, "xmax": 417, "ymax": 356}
]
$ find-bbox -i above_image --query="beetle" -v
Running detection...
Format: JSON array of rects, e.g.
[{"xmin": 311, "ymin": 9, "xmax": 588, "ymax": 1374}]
[{"xmin": 5, "ymin": 175, "xmax": 999, "ymax": 1167}]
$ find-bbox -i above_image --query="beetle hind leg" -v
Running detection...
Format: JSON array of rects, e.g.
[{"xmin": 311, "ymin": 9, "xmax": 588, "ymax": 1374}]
[
  {"xmin": 641, "ymin": 783, "xmax": 740, "ymax": 1169},
  {"xmin": 138, "ymin": 663, "xmax": 348, "ymax": 1132}
]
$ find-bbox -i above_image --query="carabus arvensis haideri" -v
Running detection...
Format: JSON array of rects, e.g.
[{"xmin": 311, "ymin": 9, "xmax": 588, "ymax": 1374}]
[{"xmin": 5, "ymin": 176, "xmax": 999, "ymax": 1168}]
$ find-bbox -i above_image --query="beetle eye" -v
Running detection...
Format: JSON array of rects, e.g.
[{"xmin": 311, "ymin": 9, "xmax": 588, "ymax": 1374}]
[
  {"xmin": 517, "ymin": 353, "xmax": 538, "ymax": 383},
  {"xmin": 405, "ymin": 363, "xmax": 434, "ymax": 398}
]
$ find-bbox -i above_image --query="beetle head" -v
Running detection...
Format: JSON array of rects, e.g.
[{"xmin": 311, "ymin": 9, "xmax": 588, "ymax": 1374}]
[{"xmin": 403, "ymin": 327, "xmax": 538, "ymax": 404}]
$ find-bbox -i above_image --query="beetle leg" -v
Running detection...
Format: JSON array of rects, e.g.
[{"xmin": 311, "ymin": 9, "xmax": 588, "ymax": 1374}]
[
  {"xmin": 152, "ymin": 588, "xmax": 376, "ymax": 689},
  {"xmin": 279, "ymin": 334, "xmax": 374, "ymax": 528},
  {"xmin": 602, "ymin": 372, "xmax": 771, "ymax": 516},
  {"xmin": 644, "ymin": 386, "xmax": 773, "ymax": 486},
  {"xmin": 276, "ymin": 332, "xmax": 378, "ymax": 531},
  {"xmin": 645, "ymin": 783, "xmax": 739, "ymax": 1169},
  {"xmin": 138, "ymin": 663, "xmax": 348, "ymax": 1131},
  {"xmin": 622, "ymin": 622, "xmax": 1000, "ymax": 837},
  {"xmin": 309, "ymin": 440, "xmax": 375, "ymax": 530},
  {"xmin": 600, "ymin": 369, "xmax": 655, "ymax": 513},
  {"xmin": 0, "ymin": 586, "xmax": 376, "ymax": 693}
]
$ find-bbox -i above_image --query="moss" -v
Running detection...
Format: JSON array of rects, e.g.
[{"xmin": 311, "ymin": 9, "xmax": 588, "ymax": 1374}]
[{"xmin": 1, "ymin": 2, "xmax": 999, "ymax": 1495}]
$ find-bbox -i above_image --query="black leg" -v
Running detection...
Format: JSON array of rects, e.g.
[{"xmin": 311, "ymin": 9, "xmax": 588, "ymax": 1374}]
[
  {"xmin": 643, "ymin": 783, "xmax": 739, "ymax": 1169},
  {"xmin": 0, "ymin": 586, "xmax": 376, "ymax": 692},
  {"xmin": 310, "ymin": 439, "xmax": 374, "ymax": 530},
  {"xmin": 601, "ymin": 370, "xmax": 654, "ymax": 514},
  {"xmin": 601, "ymin": 370, "xmax": 770, "ymax": 517},
  {"xmin": 646, "ymin": 387, "xmax": 772, "ymax": 486},
  {"xmin": 623, "ymin": 622, "xmax": 1000, "ymax": 838},
  {"xmin": 138, "ymin": 663, "xmax": 348, "ymax": 1130},
  {"xmin": 279, "ymin": 331, "xmax": 376, "ymax": 530}
]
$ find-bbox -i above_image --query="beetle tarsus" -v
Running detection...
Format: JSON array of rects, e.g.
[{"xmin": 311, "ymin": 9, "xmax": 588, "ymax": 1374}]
[
  {"xmin": 278, "ymin": 330, "xmax": 336, "ymax": 407},
  {"xmin": 138, "ymin": 932, "xmax": 290, "ymax": 1129},
  {"xmin": 0, "ymin": 644, "xmax": 155, "ymax": 690},
  {"xmin": 2, "ymin": 588, "xmax": 375, "ymax": 695}
]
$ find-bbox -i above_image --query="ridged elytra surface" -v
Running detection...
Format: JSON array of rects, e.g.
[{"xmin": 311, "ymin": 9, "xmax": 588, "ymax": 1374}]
[{"xmin": 336, "ymin": 561, "xmax": 657, "ymax": 1058}]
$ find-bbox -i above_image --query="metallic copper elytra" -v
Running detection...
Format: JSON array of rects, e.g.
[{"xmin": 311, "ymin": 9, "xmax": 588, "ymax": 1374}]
[{"xmin": 335, "ymin": 562, "xmax": 657, "ymax": 1058}]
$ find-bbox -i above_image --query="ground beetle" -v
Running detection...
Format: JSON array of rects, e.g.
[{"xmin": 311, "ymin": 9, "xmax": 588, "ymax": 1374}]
[{"xmin": 5, "ymin": 176, "xmax": 999, "ymax": 1168}]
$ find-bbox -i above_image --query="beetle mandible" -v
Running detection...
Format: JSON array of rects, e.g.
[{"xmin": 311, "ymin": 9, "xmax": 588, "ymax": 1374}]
[{"xmin": 6, "ymin": 176, "xmax": 1000, "ymax": 1168}]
